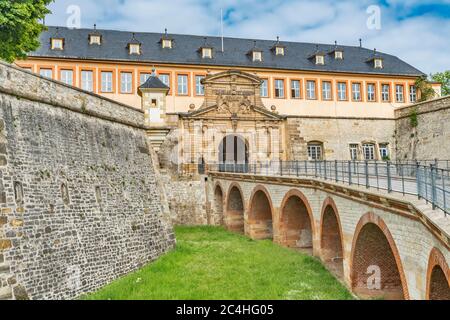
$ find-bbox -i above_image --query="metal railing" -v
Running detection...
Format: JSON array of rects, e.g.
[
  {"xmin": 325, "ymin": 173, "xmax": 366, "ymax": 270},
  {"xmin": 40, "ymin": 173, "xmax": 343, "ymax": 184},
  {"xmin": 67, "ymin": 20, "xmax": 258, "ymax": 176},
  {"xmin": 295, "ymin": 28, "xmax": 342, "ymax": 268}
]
[{"xmin": 208, "ymin": 160, "xmax": 450, "ymax": 216}]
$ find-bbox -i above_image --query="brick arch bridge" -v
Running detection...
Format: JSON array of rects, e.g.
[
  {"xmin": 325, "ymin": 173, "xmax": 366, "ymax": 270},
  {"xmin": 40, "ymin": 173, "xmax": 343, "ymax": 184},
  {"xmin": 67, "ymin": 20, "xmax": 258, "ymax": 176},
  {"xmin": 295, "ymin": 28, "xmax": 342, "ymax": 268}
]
[{"xmin": 209, "ymin": 173, "xmax": 450, "ymax": 300}]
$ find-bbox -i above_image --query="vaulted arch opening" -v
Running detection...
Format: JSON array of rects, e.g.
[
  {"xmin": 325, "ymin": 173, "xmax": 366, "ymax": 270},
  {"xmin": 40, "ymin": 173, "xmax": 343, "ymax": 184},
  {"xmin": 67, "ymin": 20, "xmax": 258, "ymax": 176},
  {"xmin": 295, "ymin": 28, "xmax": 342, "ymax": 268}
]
[
  {"xmin": 218, "ymin": 135, "xmax": 249, "ymax": 173},
  {"xmin": 225, "ymin": 185, "xmax": 245, "ymax": 233},
  {"xmin": 320, "ymin": 203, "xmax": 344, "ymax": 278},
  {"xmin": 428, "ymin": 266, "xmax": 450, "ymax": 300},
  {"xmin": 214, "ymin": 185, "xmax": 224, "ymax": 226},
  {"xmin": 279, "ymin": 192, "xmax": 314, "ymax": 253},
  {"xmin": 248, "ymin": 188, "xmax": 273, "ymax": 240},
  {"xmin": 351, "ymin": 219, "xmax": 407, "ymax": 300}
]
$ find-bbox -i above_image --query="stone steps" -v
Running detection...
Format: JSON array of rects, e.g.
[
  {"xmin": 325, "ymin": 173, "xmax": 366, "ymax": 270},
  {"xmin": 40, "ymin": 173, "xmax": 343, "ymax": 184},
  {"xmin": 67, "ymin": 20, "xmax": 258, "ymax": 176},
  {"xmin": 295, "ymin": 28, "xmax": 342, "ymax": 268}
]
[{"xmin": 0, "ymin": 286, "xmax": 12, "ymax": 300}]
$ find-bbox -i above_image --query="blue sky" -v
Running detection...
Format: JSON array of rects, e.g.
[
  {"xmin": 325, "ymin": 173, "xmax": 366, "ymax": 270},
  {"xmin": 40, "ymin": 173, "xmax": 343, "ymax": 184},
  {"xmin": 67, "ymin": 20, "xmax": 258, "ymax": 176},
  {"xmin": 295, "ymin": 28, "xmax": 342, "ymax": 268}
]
[{"xmin": 45, "ymin": 0, "xmax": 450, "ymax": 74}]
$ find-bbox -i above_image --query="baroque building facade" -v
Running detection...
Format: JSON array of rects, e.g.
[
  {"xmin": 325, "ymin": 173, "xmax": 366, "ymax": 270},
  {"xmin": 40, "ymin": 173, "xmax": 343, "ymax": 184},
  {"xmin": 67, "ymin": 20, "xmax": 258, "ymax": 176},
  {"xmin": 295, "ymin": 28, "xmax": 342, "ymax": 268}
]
[{"xmin": 15, "ymin": 26, "xmax": 443, "ymax": 172}]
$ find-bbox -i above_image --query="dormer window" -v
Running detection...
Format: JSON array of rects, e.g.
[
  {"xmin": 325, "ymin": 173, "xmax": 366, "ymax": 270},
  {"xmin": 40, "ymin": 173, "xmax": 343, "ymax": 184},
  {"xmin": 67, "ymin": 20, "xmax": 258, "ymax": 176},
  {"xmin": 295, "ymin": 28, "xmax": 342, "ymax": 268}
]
[
  {"xmin": 162, "ymin": 39, "xmax": 172, "ymax": 49},
  {"xmin": 316, "ymin": 55, "xmax": 325, "ymax": 65},
  {"xmin": 129, "ymin": 43, "xmax": 141, "ymax": 55},
  {"xmin": 89, "ymin": 35, "xmax": 101, "ymax": 45},
  {"xmin": 335, "ymin": 50, "xmax": 343, "ymax": 59},
  {"xmin": 51, "ymin": 38, "xmax": 64, "ymax": 50},
  {"xmin": 275, "ymin": 47, "xmax": 285, "ymax": 56},
  {"xmin": 202, "ymin": 47, "xmax": 212, "ymax": 59},
  {"xmin": 253, "ymin": 51, "xmax": 262, "ymax": 62},
  {"xmin": 374, "ymin": 58, "xmax": 383, "ymax": 69}
]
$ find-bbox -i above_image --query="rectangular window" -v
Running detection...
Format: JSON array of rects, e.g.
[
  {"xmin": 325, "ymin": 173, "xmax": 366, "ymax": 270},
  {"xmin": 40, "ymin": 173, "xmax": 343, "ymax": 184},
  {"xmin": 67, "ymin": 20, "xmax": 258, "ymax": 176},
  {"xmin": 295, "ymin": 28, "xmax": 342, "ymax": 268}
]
[
  {"xmin": 322, "ymin": 81, "xmax": 332, "ymax": 100},
  {"xmin": 177, "ymin": 74, "xmax": 188, "ymax": 95},
  {"xmin": 195, "ymin": 75, "xmax": 205, "ymax": 96},
  {"xmin": 81, "ymin": 70, "xmax": 94, "ymax": 92},
  {"xmin": 120, "ymin": 72, "xmax": 132, "ymax": 93},
  {"xmin": 60, "ymin": 69, "xmax": 73, "ymax": 86},
  {"xmin": 39, "ymin": 68, "xmax": 53, "ymax": 79},
  {"xmin": 307, "ymin": 144, "xmax": 323, "ymax": 160},
  {"xmin": 395, "ymin": 84, "xmax": 404, "ymax": 102},
  {"xmin": 362, "ymin": 144, "xmax": 375, "ymax": 160},
  {"xmin": 253, "ymin": 51, "xmax": 262, "ymax": 62},
  {"xmin": 349, "ymin": 144, "xmax": 359, "ymax": 161},
  {"xmin": 337, "ymin": 82, "xmax": 347, "ymax": 101},
  {"xmin": 274, "ymin": 79, "xmax": 285, "ymax": 98},
  {"xmin": 409, "ymin": 85, "xmax": 417, "ymax": 103},
  {"xmin": 140, "ymin": 73, "xmax": 151, "ymax": 85},
  {"xmin": 51, "ymin": 39, "xmax": 63, "ymax": 50},
  {"xmin": 101, "ymin": 71, "xmax": 113, "ymax": 93},
  {"xmin": 260, "ymin": 79, "xmax": 268, "ymax": 98},
  {"xmin": 367, "ymin": 83, "xmax": 376, "ymax": 102},
  {"xmin": 306, "ymin": 80, "xmax": 316, "ymax": 100},
  {"xmin": 158, "ymin": 74, "xmax": 170, "ymax": 88},
  {"xmin": 291, "ymin": 80, "xmax": 301, "ymax": 99},
  {"xmin": 379, "ymin": 144, "xmax": 389, "ymax": 160},
  {"xmin": 381, "ymin": 84, "xmax": 390, "ymax": 102},
  {"xmin": 352, "ymin": 83, "xmax": 362, "ymax": 101}
]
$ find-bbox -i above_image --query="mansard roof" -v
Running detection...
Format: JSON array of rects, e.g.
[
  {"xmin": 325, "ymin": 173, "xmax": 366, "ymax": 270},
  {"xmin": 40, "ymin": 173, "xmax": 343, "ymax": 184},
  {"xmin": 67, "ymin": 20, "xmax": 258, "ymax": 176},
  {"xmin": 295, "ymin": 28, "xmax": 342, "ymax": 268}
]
[{"xmin": 30, "ymin": 26, "xmax": 425, "ymax": 77}]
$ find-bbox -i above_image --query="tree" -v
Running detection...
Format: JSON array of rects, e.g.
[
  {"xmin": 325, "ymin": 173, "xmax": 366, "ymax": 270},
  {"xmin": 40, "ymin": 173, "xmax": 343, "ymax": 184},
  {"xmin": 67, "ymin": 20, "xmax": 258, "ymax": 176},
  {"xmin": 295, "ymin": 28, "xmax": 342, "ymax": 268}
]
[
  {"xmin": 0, "ymin": 0, "xmax": 53, "ymax": 63},
  {"xmin": 431, "ymin": 71, "xmax": 450, "ymax": 96},
  {"xmin": 415, "ymin": 76, "xmax": 436, "ymax": 102}
]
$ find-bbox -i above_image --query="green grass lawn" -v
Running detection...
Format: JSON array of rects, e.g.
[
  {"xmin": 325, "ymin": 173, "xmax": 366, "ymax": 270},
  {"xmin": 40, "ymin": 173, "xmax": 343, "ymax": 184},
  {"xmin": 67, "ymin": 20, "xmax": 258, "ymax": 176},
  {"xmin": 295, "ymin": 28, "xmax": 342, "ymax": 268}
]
[{"xmin": 85, "ymin": 226, "xmax": 353, "ymax": 300}]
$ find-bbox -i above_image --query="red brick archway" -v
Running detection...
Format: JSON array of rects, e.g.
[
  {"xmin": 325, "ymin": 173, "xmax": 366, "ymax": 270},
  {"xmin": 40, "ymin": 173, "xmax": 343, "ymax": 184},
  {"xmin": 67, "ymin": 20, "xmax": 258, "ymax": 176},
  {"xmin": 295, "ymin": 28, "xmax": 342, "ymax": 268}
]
[
  {"xmin": 350, "ymin": 212, "xmax": 409, "ymax": 300},
  {"xmin": 426, "ymin": 247, "xmax": 450, "ymax": 300},
  {"xmin": 278, "ymin": 189, "xmax": 315, "ymax": 253},
  {"xmin": 225, "ymin": 183, "xmax": 245, "ymax": 233},
  {"xmin": 248, "ymin": 185, "xmax": 274, "ymax": 240},
  {"xmin": 320, "ymin": 197, "xmax": 344, "ymax": 278},
  {"xmin": 213, "ymin": 183, "xmax": 225, "ymax": 226}
]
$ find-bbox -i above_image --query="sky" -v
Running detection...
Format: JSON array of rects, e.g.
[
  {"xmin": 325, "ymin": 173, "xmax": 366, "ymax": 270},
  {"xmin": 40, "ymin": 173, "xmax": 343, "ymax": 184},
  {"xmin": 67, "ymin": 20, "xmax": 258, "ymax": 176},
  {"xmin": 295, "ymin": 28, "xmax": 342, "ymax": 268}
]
[{"xmin": 44, "ymin": 0, "xmax": 450, "ymax": 74}]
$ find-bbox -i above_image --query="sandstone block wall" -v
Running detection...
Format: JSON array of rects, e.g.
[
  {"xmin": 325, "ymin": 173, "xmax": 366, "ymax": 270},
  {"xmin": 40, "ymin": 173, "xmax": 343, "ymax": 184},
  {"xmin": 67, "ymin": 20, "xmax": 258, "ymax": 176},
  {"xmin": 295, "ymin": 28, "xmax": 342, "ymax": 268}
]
[
  {"xmin": 395, "ymin": 96, "xmax": 450, "ymax": 161},
  {"xmin": 0, "ymin": 62, "xmax": 175, "ymax": 300}
]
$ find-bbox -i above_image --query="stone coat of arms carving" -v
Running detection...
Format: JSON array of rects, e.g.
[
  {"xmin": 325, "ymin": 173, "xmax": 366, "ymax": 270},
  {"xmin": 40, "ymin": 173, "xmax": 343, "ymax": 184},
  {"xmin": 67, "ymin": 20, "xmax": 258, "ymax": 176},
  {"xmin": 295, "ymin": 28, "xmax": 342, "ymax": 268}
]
[{"xmin": 216, "ymin": 94, "xmax": 252, "ymax": 116}]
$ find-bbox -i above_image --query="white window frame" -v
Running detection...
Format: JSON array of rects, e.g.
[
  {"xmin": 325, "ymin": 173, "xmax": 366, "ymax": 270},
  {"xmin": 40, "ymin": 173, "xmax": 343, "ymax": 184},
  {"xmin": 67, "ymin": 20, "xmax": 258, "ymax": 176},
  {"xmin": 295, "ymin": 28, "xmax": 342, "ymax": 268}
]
[
  {"xmin": 316, "ymin": 55, "xmax": 324, "ymax": 65},
  {"xmin": 260, "ymin": 80, "xmax": 268, "ymax": 98},
  {"xmin": 274, "ymin": 79, "xmax": 285, "ymax": 98},
  {"xmin": 120, "ymin": 72, "xmax": 132, "ymax": 94},
  {"xmin": 129, "ymin": 44, "xmax": 140, "ymax": 55},
  {"xmin": 202, "ymin": 48, "xmax": 212, "ymax": 59},
  {"xmin": 352, "ymin": 83, "xmax": 362, "ymax": 101},
  {"xmin": 101, "ymin": 71, "xmax": 113, "ymax": 93},
  {"xmin": 362, "ymin": 143, "xmax": 376, "ymax": 160},
  {"xmin": 51, "ymin": 39, "xmax": 63, "ymax": 50},
  {"xmin": 39, "ymin": 68, "xmax": 53, "ymax": 79},
  {"xmin": 379, "ymin": 143, "xmax": 389, "ymax": 160},
  {"xmin": 337, "ymin": 82, "xmax": 347, "ymax": 101},
  {"xmin": 335, "ymin": 51, "xmax": 343, "ymax": 59},
  {"xmin": 349, "ymin": 144, "xmax": 359, "ymax": 161},
  {"xmin": 409, "ymin": 85, "xmax": 417, "ymax": 103},
  {"xmin": 275, "ymin": 47, "xmax": 284, "ymax": 56},
  {"xmin": 159, "ymin": 74, "xmax": 170, "ymax": 88},
  {"xmin": 140, "ymin": 73, "xmax": 151, "ymax": 86},
  {"xmin": 162, "ymin": 39, "xmax": 172, "ymax": 49},
  {"xmin": 395, "ymin": 84, "xmax": 404, "ymax": 102},
  {"xmin": 195, "ymin": 75, "xmax": 205, "ymax": 96},
  {"xmin": 291, "ymin": 80, "xmax": 300, "ymax": 99},
  {"xmin": 374, "ymin": 59, "xmax": 383, "ymax": 69},
  {"xmin": 253, "ymin": 51, "xmax": 262, "ymax": 62},
  {"xmin": 307, "ymin": 143, "xmax": 323, "ymax": 161},
  {"xmin": 382, "ymin": 84, "xmax": 390, "ymax": 102},
  {"xmin": 81, "ymin": 70, "xmax": 93, "ymax": 92},
  {"xmin": 60, "ymin": 69, "xmax": 73, "ymax": 86},
  {"xmin": 306, "ymin": 80, "xmax": 316, "ymax": 100},
  {"xmin": 322, "ymin": 81, "xmax": 332, "ymax": 100},
  {"xmin": 177, "ymin": 74, "xmax": 188, "ymax": 95},
  {"xmin": 89, "ymin": 35, "xmax": 101, "ymax": 45},
  {"xmin": 367, "ymin": 83, "xmax": 376, "ymax": 101}
]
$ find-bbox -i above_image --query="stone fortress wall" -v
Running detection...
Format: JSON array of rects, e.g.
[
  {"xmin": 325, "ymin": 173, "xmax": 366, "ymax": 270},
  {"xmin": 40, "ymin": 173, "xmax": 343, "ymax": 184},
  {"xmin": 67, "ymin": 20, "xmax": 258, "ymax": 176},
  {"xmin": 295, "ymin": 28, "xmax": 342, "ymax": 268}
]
[{"xmin": 0, "ymin": 62, "xmax": 175, "ymax": 300}]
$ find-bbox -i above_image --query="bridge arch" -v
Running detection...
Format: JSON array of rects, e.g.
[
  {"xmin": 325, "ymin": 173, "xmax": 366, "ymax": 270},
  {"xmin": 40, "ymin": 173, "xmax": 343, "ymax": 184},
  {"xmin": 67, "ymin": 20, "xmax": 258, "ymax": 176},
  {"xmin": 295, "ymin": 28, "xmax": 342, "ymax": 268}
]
[
  {"xmin": 225, "ymin": 183, "xmax": 245, "ymax": 233},
  {"xmin": 320, "ymin": 197, "xmax": 344, "ymax": 278},
  {"xmin": 213, "ymin": 182, "xmax": 225, "ymax": 226},
  {"xmin": 350, "ymin": 212, "xmax": 409, "ymax": 300},
  {"xmin": 278, "ymin": 189, "xmax": 315, "ymax": 253},
  {"xmin": 426, "ymin": 247, "xmax": 450, "ymax": 300},
  {"xmin": 248, "ymin": 185, "xmax": 274, "ymax": 240}
]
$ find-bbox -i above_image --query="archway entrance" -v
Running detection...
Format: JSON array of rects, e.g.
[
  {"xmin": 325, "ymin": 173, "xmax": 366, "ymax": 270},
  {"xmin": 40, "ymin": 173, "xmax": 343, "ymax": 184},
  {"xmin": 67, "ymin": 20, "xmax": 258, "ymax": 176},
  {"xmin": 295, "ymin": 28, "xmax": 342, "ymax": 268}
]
[
  {"xmin": 428, "ymin": 265, "xmax": 450, "ymax": 300},
  {"xmin": 225, "ymin": 186, "xmax": 245, "ymax": 233},
  {"xmin": 351, "ymin": 222, "xmax": 406, "ymax": 300},
  {"xmin": 219, "ymin": 135, "xmax": 249, "ymax": 173},
  {"xmin": 320, "ymin": 205, "xmax": 344, "ymax": 278},
  {"xmin": 214, "ymin": 186, "xmax": 224, "ymax": 226},
  {"xmin": 248, "ymin": 189, "xmax": 273, "ymax": 240},
  {"xmin": 279, "ymin": 193, "xmax": 313, "ymax": 254}
]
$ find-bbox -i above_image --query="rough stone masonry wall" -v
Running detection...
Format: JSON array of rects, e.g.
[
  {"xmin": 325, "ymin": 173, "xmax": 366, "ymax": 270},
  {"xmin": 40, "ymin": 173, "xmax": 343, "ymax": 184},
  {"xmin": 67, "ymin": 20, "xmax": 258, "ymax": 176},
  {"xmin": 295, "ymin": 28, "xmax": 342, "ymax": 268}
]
[
  {"xmin": 286, "ymin": 117, "xmax": 396, "ymax": 160},
  {"xmin": 395, "ymin": 96, "xmax": 450, "ymax": 161},
  {"xmin": 0, "ymin": 62, "xmax": 175, "ymax": 300}
]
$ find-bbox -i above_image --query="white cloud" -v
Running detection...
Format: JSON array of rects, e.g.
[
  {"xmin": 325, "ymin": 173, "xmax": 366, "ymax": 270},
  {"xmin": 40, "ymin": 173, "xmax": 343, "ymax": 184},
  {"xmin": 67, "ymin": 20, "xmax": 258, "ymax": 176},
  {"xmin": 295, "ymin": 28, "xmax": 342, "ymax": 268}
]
[{"xmin": 45, "ymin": 0, "xmax": 450, "ymax": 74}]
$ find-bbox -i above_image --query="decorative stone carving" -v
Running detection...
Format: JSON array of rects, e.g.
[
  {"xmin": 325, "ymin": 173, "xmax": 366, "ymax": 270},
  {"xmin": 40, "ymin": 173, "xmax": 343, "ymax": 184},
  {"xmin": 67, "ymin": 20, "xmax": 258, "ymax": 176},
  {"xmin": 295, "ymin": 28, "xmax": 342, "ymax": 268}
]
[{"xmin": 216, "ymin": 94, "xmax": 252, "ymax": 116}]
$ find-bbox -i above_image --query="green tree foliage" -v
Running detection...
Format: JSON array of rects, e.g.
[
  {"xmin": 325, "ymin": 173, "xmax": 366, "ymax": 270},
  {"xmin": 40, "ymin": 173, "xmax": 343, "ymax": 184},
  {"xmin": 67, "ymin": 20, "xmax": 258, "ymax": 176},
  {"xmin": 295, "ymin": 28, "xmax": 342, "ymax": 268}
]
[
  {"xmin": 431, "ymin": 71, "xmax": 450, "ymax": 96},
  {"xmin": 0, "ymin": 0, "xmax": 53, "ymax": 63},
  {"xmin": 415, "ymin": 76, "xmax": 436, "ymax": 102}
]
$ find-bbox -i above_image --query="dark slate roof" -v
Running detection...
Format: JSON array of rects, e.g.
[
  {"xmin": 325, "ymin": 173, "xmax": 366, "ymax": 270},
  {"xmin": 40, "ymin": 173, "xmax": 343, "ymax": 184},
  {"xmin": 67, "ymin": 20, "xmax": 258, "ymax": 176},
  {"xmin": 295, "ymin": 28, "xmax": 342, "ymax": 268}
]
[
  {"xmin": 29, "ymin": 26, "xmax": 424, "ymax": 77},
  {"xmin": 139, "ymin": 74, "xmax": 169, "ymax": 90}
]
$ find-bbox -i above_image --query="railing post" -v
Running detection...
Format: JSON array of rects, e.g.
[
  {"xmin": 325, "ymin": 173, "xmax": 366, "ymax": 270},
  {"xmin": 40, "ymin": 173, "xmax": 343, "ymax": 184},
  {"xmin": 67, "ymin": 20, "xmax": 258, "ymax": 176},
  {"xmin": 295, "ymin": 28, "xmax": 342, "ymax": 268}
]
[
  {"xmin": 441, "ymin": 168, "xmax": 447, "ymax": 215},
  {"xmin": 348, "ymin": 161, "xmax": 352, "ymax": 185},
  {"xmin": 416, "ymin": 161, "xmax": 421, "ymax": 200},
  {"xmin": 365, "ymin": 160, "xmax": 369, "ymax": 188},
  {"xmin": 431, "ymin": 164, "xmax": 437, "ymax": 210},
  {"xmin": 335, "ymin": 160, "xmax": 338, "ymax": 182},
  {"xmin": 324, "ymin": 161, "xmax": 327, "ymax": 180},
  {"xmin": 314, "ymin": 160, "xmax": 318, "ymax": 178},
  {"xmin": 280, "ymin": 160, "xmax": 283, "ymax": 176},
  {"xmin": 296, "ymin": 160, "xmax": 299, "ymax": 177},
  {"xmin": 387, "ymin": 161, "xmax": 392, "ymax": 193}
]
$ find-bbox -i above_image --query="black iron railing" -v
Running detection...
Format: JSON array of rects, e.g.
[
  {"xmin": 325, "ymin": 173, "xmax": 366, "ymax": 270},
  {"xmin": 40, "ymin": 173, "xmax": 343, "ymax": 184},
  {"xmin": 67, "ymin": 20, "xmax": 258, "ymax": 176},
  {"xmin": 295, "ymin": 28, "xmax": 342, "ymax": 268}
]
[{"xmin": 208, "ymin": 160, "xmax": 450, "ymax": 216}]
